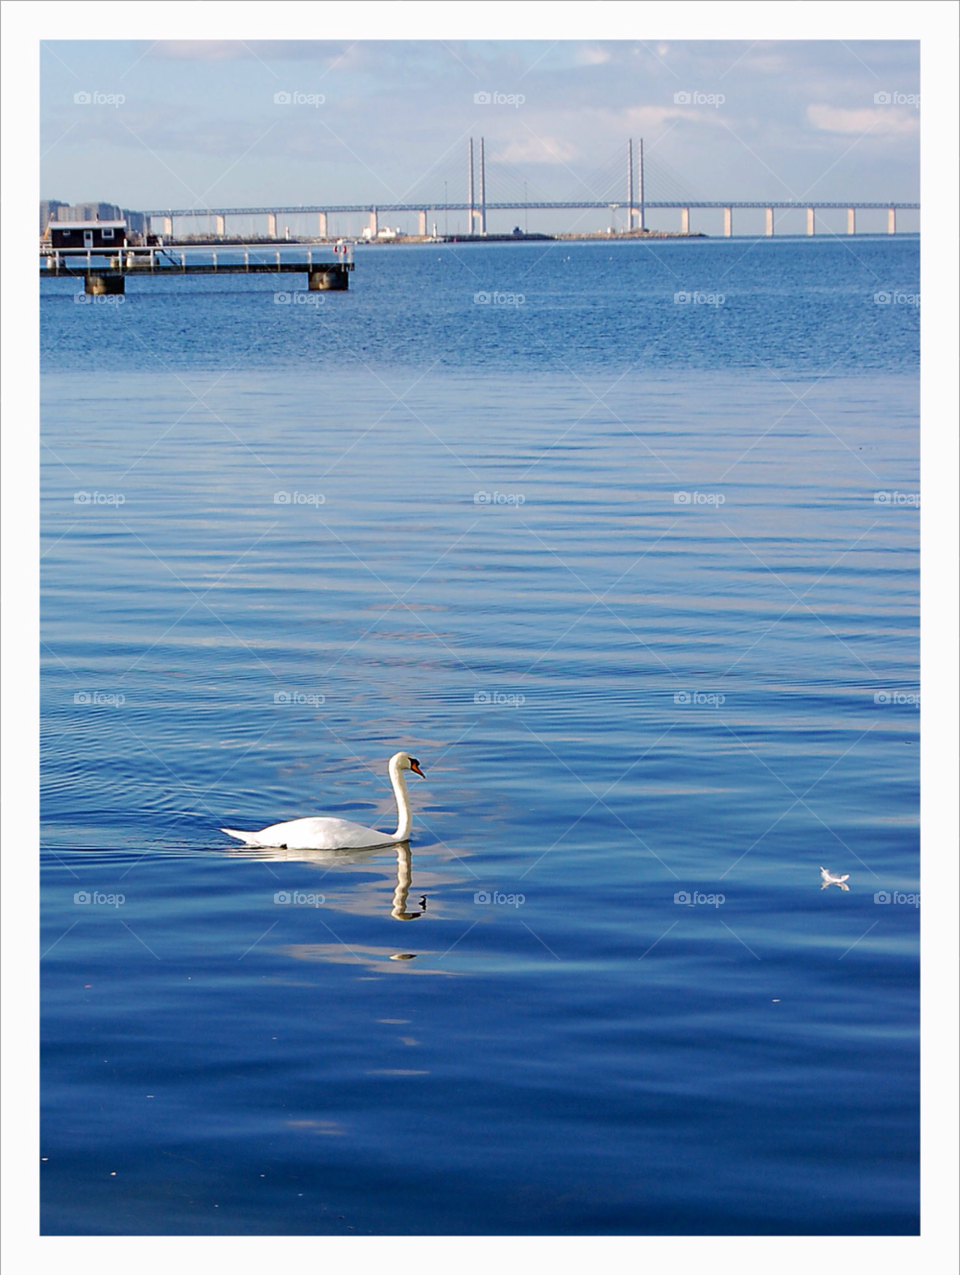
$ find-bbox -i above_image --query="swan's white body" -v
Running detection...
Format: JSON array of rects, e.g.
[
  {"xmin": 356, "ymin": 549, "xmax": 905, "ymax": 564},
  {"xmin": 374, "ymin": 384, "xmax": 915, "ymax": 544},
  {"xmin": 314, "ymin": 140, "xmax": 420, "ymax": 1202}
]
[
  {"xmin": 820, "ymin": 866, "xmax": 850, "ymax": 890},
  {"xmin": 221, "ymin": 751, "xmax": 423, "ymax": 851}
]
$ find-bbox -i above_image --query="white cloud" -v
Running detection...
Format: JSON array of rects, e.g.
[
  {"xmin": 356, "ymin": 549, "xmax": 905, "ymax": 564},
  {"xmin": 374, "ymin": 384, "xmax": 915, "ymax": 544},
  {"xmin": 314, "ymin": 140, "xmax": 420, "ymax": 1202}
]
[
  {"xmin": 499, "ymin": 136, "xmax": 580, "ymax": 164},
  {"xmin": 806, "ymin": 104, "xmax": 918, "ymax": 136}
]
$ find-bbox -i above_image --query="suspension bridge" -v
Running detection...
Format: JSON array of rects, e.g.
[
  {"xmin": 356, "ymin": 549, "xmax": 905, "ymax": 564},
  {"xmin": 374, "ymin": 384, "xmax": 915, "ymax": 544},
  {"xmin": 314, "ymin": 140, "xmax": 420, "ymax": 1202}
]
[{"xmin": 137, "ymin": 138, "xmax": 919, "ymax": 240}]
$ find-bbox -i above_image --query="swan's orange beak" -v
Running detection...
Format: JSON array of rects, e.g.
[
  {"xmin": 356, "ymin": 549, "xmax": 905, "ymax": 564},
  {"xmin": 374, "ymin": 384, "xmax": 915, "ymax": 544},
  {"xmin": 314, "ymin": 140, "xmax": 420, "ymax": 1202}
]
[{"xmin": 410, "ymin": 759, "xmax": 425, "ymax": 778}]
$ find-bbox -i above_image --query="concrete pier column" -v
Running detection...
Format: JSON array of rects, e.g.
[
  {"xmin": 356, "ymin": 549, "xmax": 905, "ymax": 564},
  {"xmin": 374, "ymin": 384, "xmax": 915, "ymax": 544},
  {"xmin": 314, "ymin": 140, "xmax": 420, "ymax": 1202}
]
[
  {"xmin": 267, "ymin": 213, "xmax": 277, "ymax": 238},
  {"xmin": 723, "ymin": 207, "xmax": 733, "ymax": 237},
  {"xmin": 418, "ymin": 210, "xmax": 427, "ymax": 236},
  {"xmin": 806, "ymin": 207, "xmax": 815, "ymax": 236},
  {"xmin": 215, "ymin": 214, "xmax": 225, "ymax": 236},
  {"xmin": 765, "ymin": 207, "xmax": 774, "ymax": 236},
  {"xmin": 309, "ymin": 267, "xmax": 348, "ymax": 291},
  {"xmin": 680, "ymin": 207, "xmax": 690, "ymax": 234},
  {"xmin": 887, "ymin": 208, "xmax": 896, "ymax": 234},
  {"xmin": 368, "ymin": 208, "xmax": 378, "ymax": 237},
  {"xmin": 318, "ymin": 212, "xmax": 327, "ymax": 238},
  {"xmin": 847, "ymin": 208, "xmax": 856, "ymax": 235},
  {"xmin": 162, "ymin": 216, "xmax": 172, "ymax": 236},
  {"xmin": 85, "ymin": 274, "xmax": 124, "ymax": 295}
]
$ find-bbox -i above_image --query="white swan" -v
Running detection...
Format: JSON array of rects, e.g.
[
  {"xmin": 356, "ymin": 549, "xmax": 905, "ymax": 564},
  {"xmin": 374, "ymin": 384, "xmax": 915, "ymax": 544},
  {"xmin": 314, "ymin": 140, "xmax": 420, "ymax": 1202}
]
[
  {"xmin": 820, "ymin": 866, "xmax": 850, "ymax": 890},
  {"xmin": 221, "ymin": 752, "xmax": 424, "ymax": 850}
]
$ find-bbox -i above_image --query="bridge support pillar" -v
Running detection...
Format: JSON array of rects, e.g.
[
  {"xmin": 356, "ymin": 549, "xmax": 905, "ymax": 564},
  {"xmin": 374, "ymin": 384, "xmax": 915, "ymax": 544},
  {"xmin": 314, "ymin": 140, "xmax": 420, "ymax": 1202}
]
[
  {"xmin": 723, "ymin": 207, "xmax": 733, "ymax": 237},
  {"xmin": 318, "ymin": 212, "xmax": 327, "ymax": 238},
  {"xmin": 85, "ymin": 274, "xmax": 124, "ymax": 296},
  {"xmin": 162, "ymin": 216, "xmax": 172, "ymax": 236},
  {"xmin": 418, "ymin": 210, "xmax": 427, "ymax": 236},
  {"xmin": 309, "ymin": 267, "xmax": 348, "ymax": 291},
  {"xmin": 765, "ymin": 208, "xmax": 774, "ymax": 236},
  {"xmin": 887, "ymin": 208, "xmax": 896, "ymax": 234},
  {"xmin": 847, "ymin": 208, "xmax": 856, "ymax": 235},
  {"xmin": 215, "ymin": 214, "xmax": 225, "ymax": 236},
  {"xmin": 267, "ymin": 213, "xmax": 277, "ymax": 239},
  {"xmin": 369, "ymin": 208, "xmax": 378, "ymax": 237},
  {"xmin": 806, "ymin": 207, "xmax": 815, "ymax": 236},
  {"xmin": 680, "ymin": 207, "xmax": 690, "ymax": 234}
]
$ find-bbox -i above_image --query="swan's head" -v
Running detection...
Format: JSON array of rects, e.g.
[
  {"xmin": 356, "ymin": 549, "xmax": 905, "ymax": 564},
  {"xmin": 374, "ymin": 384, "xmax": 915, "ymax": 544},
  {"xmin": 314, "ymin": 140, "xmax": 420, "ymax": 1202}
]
[{"xmin": 391, "ymin": 751, "xmax": 425, "ymax": 778}]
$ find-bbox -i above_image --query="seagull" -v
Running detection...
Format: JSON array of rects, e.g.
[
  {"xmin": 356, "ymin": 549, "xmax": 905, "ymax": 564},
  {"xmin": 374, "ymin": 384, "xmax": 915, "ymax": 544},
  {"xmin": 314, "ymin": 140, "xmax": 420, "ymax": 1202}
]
[{"xmin": 820, "ymin": 866, "xmax": 850, "ymax": 891}]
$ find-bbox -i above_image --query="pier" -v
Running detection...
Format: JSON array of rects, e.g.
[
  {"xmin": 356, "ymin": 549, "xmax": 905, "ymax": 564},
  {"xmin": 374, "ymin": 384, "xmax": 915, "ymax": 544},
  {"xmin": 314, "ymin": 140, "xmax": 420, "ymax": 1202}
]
[{"xmin": 40, "ymin": 243, "xmax": 354, "ymax": 294}]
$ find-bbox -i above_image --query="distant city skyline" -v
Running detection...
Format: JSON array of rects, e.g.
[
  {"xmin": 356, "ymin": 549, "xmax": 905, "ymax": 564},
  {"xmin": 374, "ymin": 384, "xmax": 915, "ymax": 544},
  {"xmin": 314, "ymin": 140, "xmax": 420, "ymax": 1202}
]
[{"xmin": 41, "ymin": 40, "xmax": 920, "ymax": 236}]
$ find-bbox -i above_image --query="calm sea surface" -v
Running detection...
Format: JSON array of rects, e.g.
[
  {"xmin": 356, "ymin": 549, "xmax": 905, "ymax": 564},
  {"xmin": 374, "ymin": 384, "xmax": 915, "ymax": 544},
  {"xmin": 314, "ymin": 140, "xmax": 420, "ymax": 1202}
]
[{"xmin": 41, "ymin": 237, "xmax": 919, "ymax": 1235}]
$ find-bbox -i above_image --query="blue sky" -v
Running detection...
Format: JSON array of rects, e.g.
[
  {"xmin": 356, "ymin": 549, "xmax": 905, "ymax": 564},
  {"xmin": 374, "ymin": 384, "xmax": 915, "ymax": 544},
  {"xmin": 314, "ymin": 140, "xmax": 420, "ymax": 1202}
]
[{"xmin": 40, "ymin": 40, "xmax": 920, "ymax": 234}]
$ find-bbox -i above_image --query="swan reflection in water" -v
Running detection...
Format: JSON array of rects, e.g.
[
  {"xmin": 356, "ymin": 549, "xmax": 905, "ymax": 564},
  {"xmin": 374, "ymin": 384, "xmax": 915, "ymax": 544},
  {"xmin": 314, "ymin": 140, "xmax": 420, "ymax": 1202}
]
[{"xmin": 221, "ymin": 839, "xmax": 427, "ymax": 921}]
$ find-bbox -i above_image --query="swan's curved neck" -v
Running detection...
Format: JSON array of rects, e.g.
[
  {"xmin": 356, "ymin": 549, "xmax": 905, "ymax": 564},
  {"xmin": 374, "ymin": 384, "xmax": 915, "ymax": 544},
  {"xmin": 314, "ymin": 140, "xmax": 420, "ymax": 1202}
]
[{"xmin": 388, "ymin": 759, "xmax": 413, "ymax": 841}]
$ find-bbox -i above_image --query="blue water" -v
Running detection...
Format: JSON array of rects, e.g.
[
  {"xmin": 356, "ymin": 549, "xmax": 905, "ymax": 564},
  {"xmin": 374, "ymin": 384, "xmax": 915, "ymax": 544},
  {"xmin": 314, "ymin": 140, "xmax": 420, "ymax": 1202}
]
[{"xmin": 41, "ymin": 237, "xmax": 919, "ymax": 1235}]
